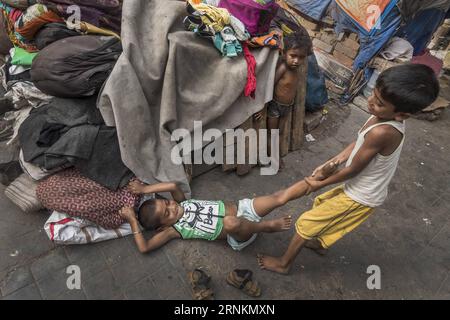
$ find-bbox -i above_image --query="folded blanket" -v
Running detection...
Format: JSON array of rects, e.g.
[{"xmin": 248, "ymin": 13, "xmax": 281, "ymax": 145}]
[{"xmin": 5, "ymin": 173, "xmax": 44, "ymax": 213}]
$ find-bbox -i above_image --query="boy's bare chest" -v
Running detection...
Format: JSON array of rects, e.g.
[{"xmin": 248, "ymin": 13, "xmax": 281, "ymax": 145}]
[
  {"xmin": 275, "ymin": 70, "xmax": 300, "ymax": 102},
  {"xmin": 278, "ymin": 70, "xmax": 300, "ymax": 88}
]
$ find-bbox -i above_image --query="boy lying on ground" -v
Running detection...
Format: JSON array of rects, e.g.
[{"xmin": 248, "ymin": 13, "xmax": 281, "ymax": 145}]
[
  {"xmin": 257, "ymin": 64, "xmax": 440, "ymax": 274},
  {"xmin": 119, "ymin": 163, "xmax": 338, "ymax": 254}
]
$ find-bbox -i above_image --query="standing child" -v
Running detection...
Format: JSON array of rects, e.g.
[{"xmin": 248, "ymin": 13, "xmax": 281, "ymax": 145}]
[
  {"xmin": 257, "ymin": 64, "xmax": 440, "ymax": 274},
  {"xmin": 255, "ymin": 30, "xmax": 312, "ymax": 168}
]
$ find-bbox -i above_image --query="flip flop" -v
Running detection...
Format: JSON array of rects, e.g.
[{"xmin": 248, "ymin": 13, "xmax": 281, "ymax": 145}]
[
  {"xmin": 188, "ymin": 269, "xmax": 214, "ymax": 300},
  {"xmin": 226, "ymin": 269, "xmax": 261, "ymax": 298}
]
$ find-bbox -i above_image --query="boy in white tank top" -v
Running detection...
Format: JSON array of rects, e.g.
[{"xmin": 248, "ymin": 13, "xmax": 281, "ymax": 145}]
[{"xmin": 258, "ymin": 64, "xmax": 440, "ymax": 275}]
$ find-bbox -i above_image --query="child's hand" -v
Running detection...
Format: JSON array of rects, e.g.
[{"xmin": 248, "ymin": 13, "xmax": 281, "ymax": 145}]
[
  {"xmin": 305, "ymin": 177, "xmax": 325, "ymax": 193},
  {"xmin": 253, "ymin": 111, "xmax": 264, "ymax": 122},
  {"xmin": 128, "ymin": 180, "xmax": 147, "ymax": 194},
  {"xmin": 312, "ymin": 160, "xmax": 337, "ymax": 178},
  {"xmin": 312, "ymin": 163, "xmax": 326, "ymax": 178},
  {"xmin": 119, "ymin": 207, "xmax": 137, "ymax": 221}
]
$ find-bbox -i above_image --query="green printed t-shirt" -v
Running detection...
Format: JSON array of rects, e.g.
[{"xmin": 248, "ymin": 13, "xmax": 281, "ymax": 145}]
[{"xmin": 173, "ymin": 199, "xmax": 226, "ymax": 241}]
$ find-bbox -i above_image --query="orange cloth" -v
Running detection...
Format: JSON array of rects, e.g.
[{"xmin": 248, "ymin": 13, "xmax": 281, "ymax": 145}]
[{"xmin": 16, "ymin": 10, "xmax": 63, "ymax": 41}]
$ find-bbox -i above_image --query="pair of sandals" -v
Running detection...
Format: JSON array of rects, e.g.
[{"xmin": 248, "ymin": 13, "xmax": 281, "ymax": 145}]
[{"xmin": 188, "ymin": 268, "xmax": 261, "ymax": 300}]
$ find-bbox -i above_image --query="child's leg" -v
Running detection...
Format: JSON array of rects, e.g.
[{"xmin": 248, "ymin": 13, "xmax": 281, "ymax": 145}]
[
  {"xmin": 252, "ymin": 179, "xmax": 311, "ymax": 217},
  {"xmin": 267, "ymin": 117, "xmax": 280, "ymax": 131},
  {"xmin": 257, "ymin": 232, "xmax": 306, "ymax": 275},
  {"xmin": 223, "ymin": 215, "xmax": 292, "ymax": 242},
  {"xmin": 267, "ymin": 116, "xmax": 279, "ymax": 159},
  {"xmin": 304, "ymin": 238, "xmax": 328, "ymax": 256},
  {"xmin": 277, "ymin": 113, "xmax": 291, "ymax": 168}
]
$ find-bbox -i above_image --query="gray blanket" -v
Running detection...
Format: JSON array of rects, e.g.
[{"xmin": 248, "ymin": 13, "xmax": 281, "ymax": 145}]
[{"xmin": 98, "ymin": 0, "xmax": 278, "ymax": 195}]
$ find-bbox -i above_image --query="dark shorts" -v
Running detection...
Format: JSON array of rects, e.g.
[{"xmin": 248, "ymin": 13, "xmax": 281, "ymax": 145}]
[{"xmin": 267, "ymin": 100, "xmax": 293, "ymax": 118}]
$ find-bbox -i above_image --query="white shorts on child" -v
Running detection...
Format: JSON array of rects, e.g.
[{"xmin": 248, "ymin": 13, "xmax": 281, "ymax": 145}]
[{"xmin": 227, "ymin": 198, "xmax": 262, "ymax": 251}]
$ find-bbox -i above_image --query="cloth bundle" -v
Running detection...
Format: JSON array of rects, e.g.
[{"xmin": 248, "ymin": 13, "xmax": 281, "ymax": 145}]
[
  {"xmin": 34, "ymin": 22, "xmax": 80, "ymax": 50},
  {"xmin": 18, "ymin": 97, "xmax": 133, "ymax": 190},
  {"xmin": 4, "ymin": 173, "xmax": 44, "ymax": 213},
  {"xmin": 31, "ymin": 35, "xmax": 122, "ymax": 98},
  {"xmin": 36, "ymin": 0, "xmax": 123, "ymax": 34},
  {"xmin": 380, "ymin": 37, "xmax": 414, "ymax": 62},
  {"xmin": 44, "ymin": 211, "xmax": 134, "ymax": 244},
  {"xmin": 0, "ymin": 2, "xmax": 38, "ymax": 52},
  {"xmin": 214, "ymin": 26, "xmax": 242, "ymax": 57},
  {"xmin": 15, "ymin": 3, "xmax": 63, "ymax": 41},
  {"xmin": 37, "ymin": 168, "xmax": 138, "ymax": 230},
  {"xmin": 184, "ymin": 1, "xmax": 249, "ymax": 55},
  {"xmin": 184, "ymin": 0, "xmax": 258, "ymax": 96},
  {"xmin": 218, "ymin": 0, "xmax": 279, "ymax": 36}
]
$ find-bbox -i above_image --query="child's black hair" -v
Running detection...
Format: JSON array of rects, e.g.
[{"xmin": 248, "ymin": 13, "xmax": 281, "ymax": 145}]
[
  {"xmin": 283, "ymin": 28, "xmax": 313, "ymax": 55},
  {"xmin": 138, "ymin": 199, "xmax": 161, "ymax": 230},
  {"xmin": 376, "ymin": 64, "xmax": 440, "ymax": 114}
]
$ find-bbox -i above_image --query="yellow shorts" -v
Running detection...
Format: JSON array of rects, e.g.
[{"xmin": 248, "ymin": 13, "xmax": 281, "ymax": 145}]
[{"xmin": 296, "ymin": 186, "xmax": 374, "ymax": 249}]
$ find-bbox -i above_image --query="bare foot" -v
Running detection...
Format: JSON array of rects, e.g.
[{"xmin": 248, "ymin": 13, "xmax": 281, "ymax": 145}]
[
  {"xmin": 257, "ymin": 254, "xmax": 290, "ymax": 275},
  {"xmin": 267, "ymin": 215, "xmax": 292, "ymax": 232},
  {"xmin": 304, "ymin": 239, "xmax": 328, "ymax": 256}
]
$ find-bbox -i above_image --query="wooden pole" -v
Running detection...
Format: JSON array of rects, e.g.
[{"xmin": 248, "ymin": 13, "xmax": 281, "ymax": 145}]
[
  {"xmin": 290, "ymin": 57, "xmax": 308, "ymax": 151},
  {"xmin": 236, "ymin": 116, "xmax": 254, "ymax": 176}
]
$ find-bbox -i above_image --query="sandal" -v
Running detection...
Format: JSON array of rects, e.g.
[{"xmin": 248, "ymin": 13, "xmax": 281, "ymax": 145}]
[
  {"xmin": 226, "ymin": 269, "xmax": 261, "ymax": 297},
  {"xmin": 188, "ymin": 269, "xmax": 214, "ymax": 300}
]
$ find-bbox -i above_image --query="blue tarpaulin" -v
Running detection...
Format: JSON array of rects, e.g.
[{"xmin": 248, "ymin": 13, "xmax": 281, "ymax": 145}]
[
  {"xmin": 286, "ymin": 0, "xmax": 332, "ymax": 21},
  {"xmin": 331, "ymin": 1, "xmax": 402, "ymax": 70},
  {"xmin": 397, "ymin": 8, "xmax": 450, "ymax": 56},
  {"xmin": 334, "ymin": 0, "xmax": 399, "ymax": 36},
  {"xmin": 306, "ymin": 54, "xmax": 329, "ymax": 112}
]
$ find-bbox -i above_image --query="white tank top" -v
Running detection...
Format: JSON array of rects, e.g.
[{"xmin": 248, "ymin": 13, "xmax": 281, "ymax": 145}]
[{"xmin": 344, "ymin": 117, "xmax": 405, "ymax": 208}]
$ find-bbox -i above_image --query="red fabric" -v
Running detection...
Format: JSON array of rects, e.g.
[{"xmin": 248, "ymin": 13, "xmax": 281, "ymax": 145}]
[
  {"xmin": 243, "ymin": 43, "xmax": 256, "ymax": 99},
  {"xmin": 37, "ymin": 168, "xmax": 138, "ymax": 229},
  {"xmin": 16, "ymin": 10, "xmax": 63, "ymax": 40}
]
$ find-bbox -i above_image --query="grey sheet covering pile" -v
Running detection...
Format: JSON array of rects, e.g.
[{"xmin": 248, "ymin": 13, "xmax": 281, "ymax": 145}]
[
  {"xmin": 18, "ymin": 97, "xmax": 133, "ymax": 190},
  {"xmin": 98, "ymin": 0, "xmax": 278, "ymax": 194}
]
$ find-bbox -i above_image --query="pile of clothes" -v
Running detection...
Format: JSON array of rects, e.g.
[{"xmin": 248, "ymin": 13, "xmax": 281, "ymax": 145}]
[
  {"xmin": 0, "ymin": 0, "xmax": 133, "ymax": 242},
  {"xmin": 183, "ymin": 0, "xmax": 283, "ymax": 98},
  {"xmin": 0, "ymin": 0, "xmax": 308, "ymax": 244},
  {"xmin": 185, "ymin": 0, "xmax": 283, "ymax": 56}
]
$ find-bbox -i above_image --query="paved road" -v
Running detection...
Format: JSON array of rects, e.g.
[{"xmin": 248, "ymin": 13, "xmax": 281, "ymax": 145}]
[{"xmin": 1, "ymin": 102, "xmax": 449, "ymax": 300}]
